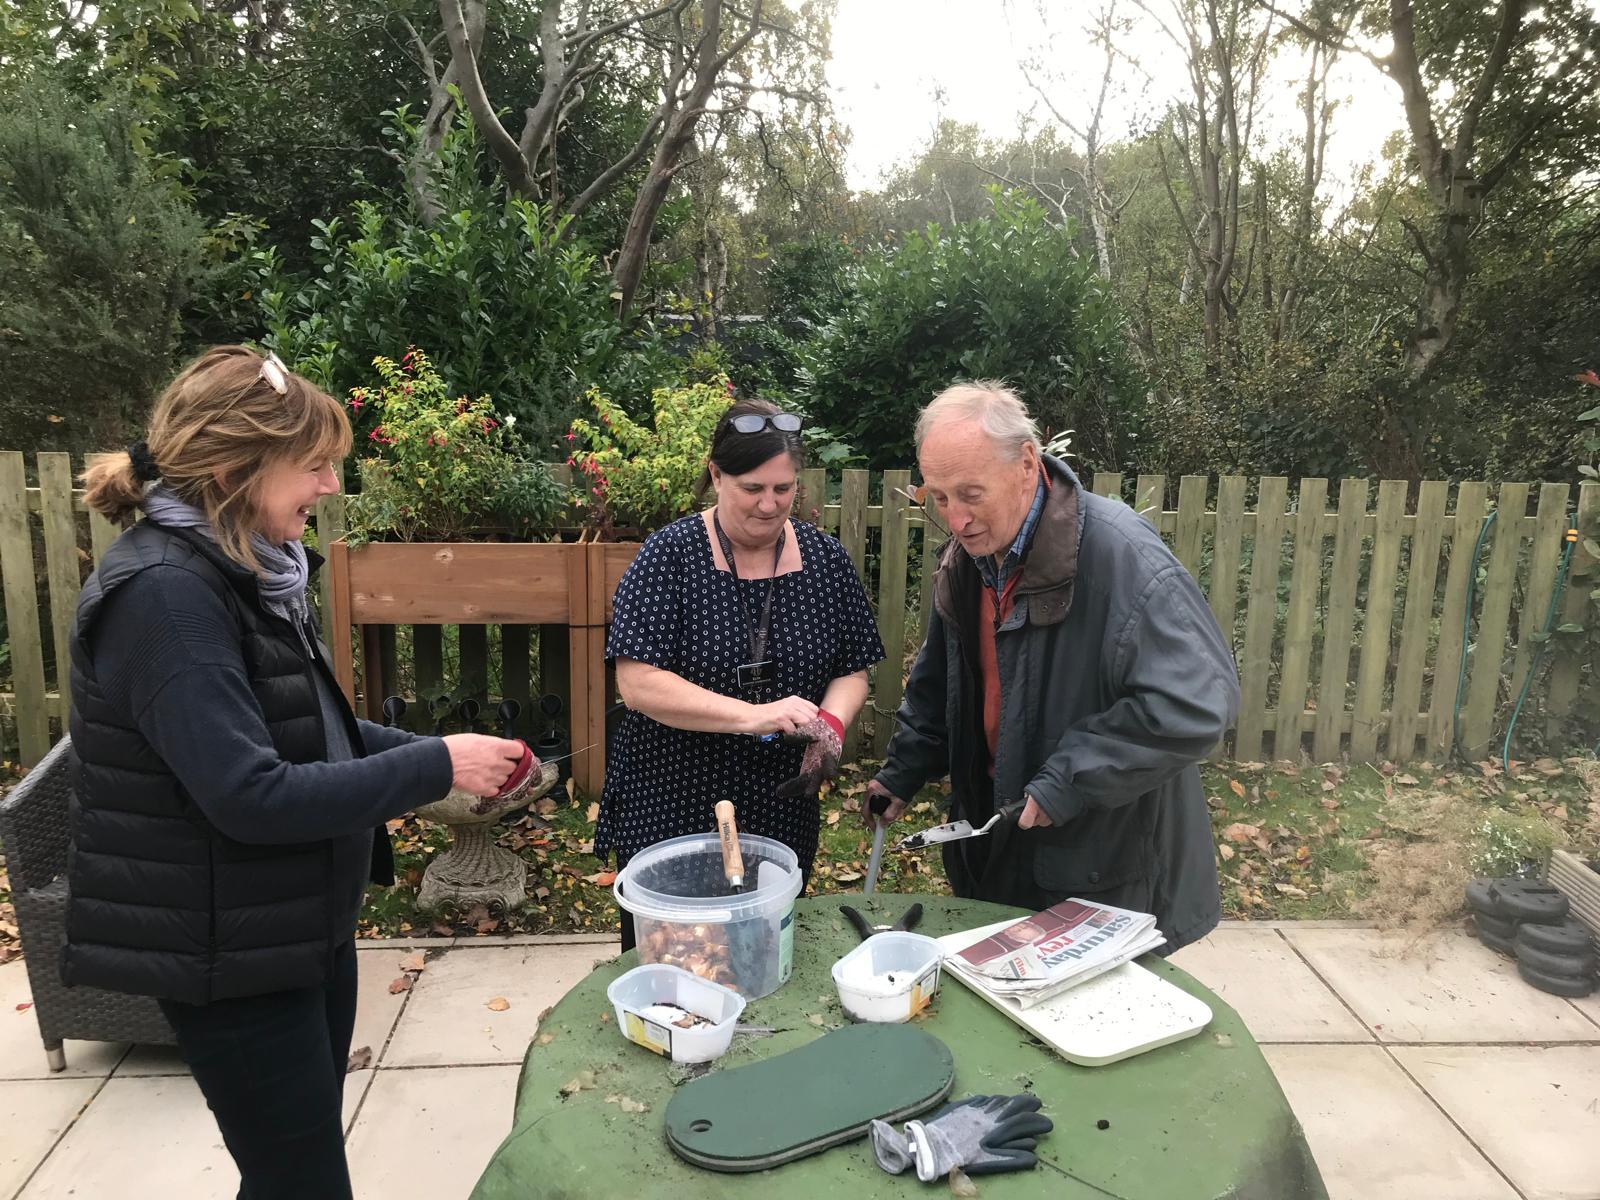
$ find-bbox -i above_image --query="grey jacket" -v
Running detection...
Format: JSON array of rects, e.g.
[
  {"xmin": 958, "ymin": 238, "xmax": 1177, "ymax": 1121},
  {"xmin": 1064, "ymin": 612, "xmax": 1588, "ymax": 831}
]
[{"xmin": 877, "ymin": 456, "xmax": 1239, "ymax": 952}]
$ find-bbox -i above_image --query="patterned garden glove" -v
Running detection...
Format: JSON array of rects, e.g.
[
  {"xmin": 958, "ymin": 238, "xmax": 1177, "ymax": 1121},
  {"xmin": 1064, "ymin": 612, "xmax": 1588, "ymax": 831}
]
[
  {"xmin": 774, "ymin": 711, "xmax": 844, "ymax": 800},
  {"xmin": 870, "ymin": 1093, "xmax": 1052, "ymax": 1182}
]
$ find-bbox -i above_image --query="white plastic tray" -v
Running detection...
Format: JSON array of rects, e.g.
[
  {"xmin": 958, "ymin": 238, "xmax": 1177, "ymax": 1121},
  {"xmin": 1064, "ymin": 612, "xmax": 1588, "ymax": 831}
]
[{"xmin": 937, "ymin": 919, "xmax": 1212, "ymax": 1066}]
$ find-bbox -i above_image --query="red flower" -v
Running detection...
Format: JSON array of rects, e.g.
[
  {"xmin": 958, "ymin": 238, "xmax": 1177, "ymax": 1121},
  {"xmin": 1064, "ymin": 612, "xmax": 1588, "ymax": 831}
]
[
  {"xmin": 348, "ymin": 397, "xmax": 364, "ymax": 413},
  {"xmin": 1578, "ymin": 369, "xmax": 1600, "ymax": 388},
  {"xmin": 368, "ymin": 427, "xmax": 383, "ymax": 441},
  {"xmin": 566, "ymin": 456, "xmax": 576, "ymax": 466},
  {"xmin": 482, "ymin": 418, "xmax": 497, "ymax": 433},
  {"xmin": 564, "ymin": 431, "xmax": 576, "ymax": 442}
]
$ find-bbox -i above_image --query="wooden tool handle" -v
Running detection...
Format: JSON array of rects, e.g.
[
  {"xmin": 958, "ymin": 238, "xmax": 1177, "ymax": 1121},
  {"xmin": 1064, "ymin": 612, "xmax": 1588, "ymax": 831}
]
[{"xmin": 714, "ymin": 800, "xmax": 745, "ymax": 887}]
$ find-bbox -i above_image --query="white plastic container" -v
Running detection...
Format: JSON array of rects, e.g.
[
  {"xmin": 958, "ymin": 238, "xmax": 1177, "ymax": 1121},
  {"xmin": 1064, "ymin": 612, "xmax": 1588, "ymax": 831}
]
[
  {"xmin": 607, "ymin": 963, "xmax": 746, "ymax": 1064},
  {"xmin": 831, "ymin": 932, "xmax": 944, "ymax": 1023},
  {"xmin": 614, "ymin": 832, "xmax": 803, "ymax": 1000}
]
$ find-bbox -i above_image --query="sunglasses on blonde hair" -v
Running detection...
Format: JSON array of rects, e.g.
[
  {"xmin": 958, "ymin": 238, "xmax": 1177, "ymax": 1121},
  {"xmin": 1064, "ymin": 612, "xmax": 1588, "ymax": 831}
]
[{"xmin": 258, "ymin": 351, "xmax": 289, "ymax": 396}]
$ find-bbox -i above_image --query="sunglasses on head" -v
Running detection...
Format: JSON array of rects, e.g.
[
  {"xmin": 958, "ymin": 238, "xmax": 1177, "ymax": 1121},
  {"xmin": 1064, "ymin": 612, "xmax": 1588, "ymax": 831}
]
[{"xmin": 730, "ymin": 412, "xmax": 802, "ymax": 434}]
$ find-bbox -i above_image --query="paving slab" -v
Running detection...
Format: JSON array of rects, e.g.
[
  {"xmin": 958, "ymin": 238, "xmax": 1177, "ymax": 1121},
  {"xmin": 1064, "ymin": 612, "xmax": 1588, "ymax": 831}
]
[
  {"xmin": 1392, "ymin": 1045, "xmax": 1600, "ymax": 1200},
  {"xmin": 0, "ymin": 961, "xmax": 127, "ymax": 1081},
  {"xmin": 1168, "ymin": 927, "xmax": 1371, "ymax": 1042},
  {"xmin": 345, "ymin": 1065, "xmax": 519, "ymax": 1200},
  {"xmin": 17, "ymin": 1075, "xmax": 234, "ymax": 1200},
  {"xmin": 1263, "ymin": 1044, "xmax": 1518, "ymax": 1200},
  {"xmin": 1282, "ymin": 926, "xmax": 1600, "ymax": 1043},
  {"xmin": 112, "ymin": 1045, "xmax": 188, "ymax": 1076},
  {"xmin": 0, "ymin": 1078, "xmax": 99, "ymax": 1200},
  {"xmin": 1568, "ymin": 989, "xmax": 1600, "ymax": 1031},
  {"xmin": 382, "ymin": 943, "xmax": 614, "ymax": 1066},
  {"xmin": 343, "ymin": 1068, "xmax": 373, "ymax": 1136},
  {"xmin": 351, "ymin": 944, "xmax": 413, "ymax": 1061}
]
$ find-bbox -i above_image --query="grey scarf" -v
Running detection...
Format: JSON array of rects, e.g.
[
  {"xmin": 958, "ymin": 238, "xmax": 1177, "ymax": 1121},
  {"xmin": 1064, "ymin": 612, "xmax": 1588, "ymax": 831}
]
[{"xmin": 141, "ymin": 485, "xmax": 312, "ymax": 628}]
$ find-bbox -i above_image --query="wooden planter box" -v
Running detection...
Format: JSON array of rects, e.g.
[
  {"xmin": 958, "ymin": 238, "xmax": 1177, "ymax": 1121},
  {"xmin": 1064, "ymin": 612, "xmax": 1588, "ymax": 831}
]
[
  {"xmin": 324, "ymin": 539, "xmax": 641, "ymax": 796},
  {"xmin": 1548, "ymin": 848, "xmax": 1600, "ymax": 951}
]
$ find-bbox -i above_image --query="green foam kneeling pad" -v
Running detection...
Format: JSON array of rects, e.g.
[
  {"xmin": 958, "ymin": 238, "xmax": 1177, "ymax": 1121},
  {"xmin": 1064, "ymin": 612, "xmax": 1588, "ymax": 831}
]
[{"xmin": 665, "ymin": 1023, "xmax": 955, "ymax": 1172}]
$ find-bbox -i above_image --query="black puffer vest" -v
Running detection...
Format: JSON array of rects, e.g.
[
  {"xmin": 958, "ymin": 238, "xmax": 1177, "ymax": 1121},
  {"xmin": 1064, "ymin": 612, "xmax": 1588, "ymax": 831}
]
[{"xmin": 62, "ymin": 522, "xmax": 391, "ymax": 1005}]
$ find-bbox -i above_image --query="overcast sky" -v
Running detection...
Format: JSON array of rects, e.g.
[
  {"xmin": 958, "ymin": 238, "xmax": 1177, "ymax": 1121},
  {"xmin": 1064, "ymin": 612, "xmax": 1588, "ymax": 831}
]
[{"xmin": 826, "ymin": 0, "xmax": 1405, "ymax": 195}]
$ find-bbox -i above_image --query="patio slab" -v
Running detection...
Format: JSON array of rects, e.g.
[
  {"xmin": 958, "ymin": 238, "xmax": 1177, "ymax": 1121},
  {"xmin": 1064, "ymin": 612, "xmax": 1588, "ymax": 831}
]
[
  {"xmin": 345, "ymin": 1065, "xmax": 519, "ymax": 1200},
  {"xmin": 1263, "ymin": 1044, "xmax": 1518, "ymax": 1200},
  {"xmin": 16, "ymin": 1075, "xmax": 233, "ymax": 1200},
  {"xmin": 1168, "ymin": 926, "xmax": 1371, "ymax": 1042},
  {"xmin": 0, "ymin": 961, "xmax": 127, "ymax": 1081},
  {"xmin": 382, "ymin": 943, "xmax": 614, "ymax": 1067},
  {"xmin": 0, "ymin": 1078, "xmax": 99, "ymax": 1200},
  {"xmin": 1282, "ymin": 926, "xmax": 1600, "ymax": 1043},
  {"xmin": 1392, "ymin": 1045, "xmax": 1600, "ymax": 1200}
]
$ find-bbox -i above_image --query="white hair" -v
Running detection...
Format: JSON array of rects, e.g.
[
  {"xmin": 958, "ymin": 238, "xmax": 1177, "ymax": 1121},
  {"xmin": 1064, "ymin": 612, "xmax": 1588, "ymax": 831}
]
[{"xmin": 914, "ymin": 380, "xmax": 1041, "ymax": 462}]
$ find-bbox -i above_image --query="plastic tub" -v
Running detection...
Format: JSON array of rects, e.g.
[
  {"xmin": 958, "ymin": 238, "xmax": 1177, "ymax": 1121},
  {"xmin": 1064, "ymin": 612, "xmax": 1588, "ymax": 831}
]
[
  {"xmin": 607, "ymin": 963, "xmax": 746, "ymax": 1064},
  {"xmin": 615, "ymin": 832, "xmax": 802, "ymax": 1000},
  {"xmin": 831, "ymin": 932, "xmax": 944, "ymax": 1023}
]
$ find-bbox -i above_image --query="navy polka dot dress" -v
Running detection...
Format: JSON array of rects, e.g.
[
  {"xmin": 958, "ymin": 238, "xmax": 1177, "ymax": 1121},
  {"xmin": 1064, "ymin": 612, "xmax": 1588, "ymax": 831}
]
[{"xmin": 597, "ymin": 514, "xmax": 885, "ymax": 873}]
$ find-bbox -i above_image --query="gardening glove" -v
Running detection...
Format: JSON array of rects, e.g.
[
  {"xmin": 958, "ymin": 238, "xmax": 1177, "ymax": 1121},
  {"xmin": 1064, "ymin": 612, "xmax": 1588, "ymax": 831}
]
[
  {"xmin": 870, "ymin": 1093, "xmax": 1052, "ymax": 1182},
  {"xmin": 775, "ymin": 711, "xmax": 844, "ymax": 801}
]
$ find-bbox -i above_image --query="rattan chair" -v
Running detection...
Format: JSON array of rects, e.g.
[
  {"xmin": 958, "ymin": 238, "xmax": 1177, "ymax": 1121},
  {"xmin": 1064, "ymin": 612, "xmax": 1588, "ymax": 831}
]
[{"xmin": 0, "ymin": 736, "xmax": 174, "ymax": 1071}]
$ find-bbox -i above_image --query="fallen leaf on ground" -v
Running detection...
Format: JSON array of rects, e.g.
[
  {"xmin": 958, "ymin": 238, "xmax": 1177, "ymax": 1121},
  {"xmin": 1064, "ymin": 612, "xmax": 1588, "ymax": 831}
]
[
  {"xmin": 1274, "ymin": 884, "xmax": 1309, "ymax": 898},
  {"xmin": 558, "ymin": 1070, "xmax": 596, "ymax": 1096},
  {"xmin": 534, "ymin": 796, "xmax": 557, "ymax": 816},
  {"xmin": 476, "ymin": 917, "xmax": 499, "ymax": 934},
  {"xmin": 1394, "ymin": 774, "xmax": 1419, "ymax": 786},
  {"xmin": 1319, "ymin": 797, "xmax": 1340, "ymax": 810},
  {"xmin": 399, "ymin": 952, "xmax": 426, "ymax": 973},
  {"xmin": 487, "ymin": 997, "xmax": 511, "ymax": 1012},
  {"xmin": 388, "ymin": 975, "xmax": 414, "ymax": 994},
  {"xmin": 949, "ymin": 1166, "xmax": 978, "ymax": 1197},
  {"xmin": 1229, "ymin": 778, "xmax": 1246, "ymax": 798},
  {"xmin": 581, "ymin": 870, "xmax": 617, "ymax": 887},
  {"xmin": 1218, "ymin": 844, "xmax": 1236, "ymax": 861},
  {"xmin": 826, "ymin": 810, "xmax": 842, "ymax": 826},
  {"xmin": 1222, "ymin": 822, "xmax": 1260, "ymax": 844},
  {"xmin": 15, "ymin": 1001, "xmax": 33, "ymax": 1013},
  {"xmin": 347, "ymin": 1046, "xmax": 373, "ymax": 1072},
  {"xmin": 833, "ymin": 869, "xmax": 863, "ymax": 883},
  {"xmin": 585, "ymin": 801, "xmax": 600, "ymax": 823}
]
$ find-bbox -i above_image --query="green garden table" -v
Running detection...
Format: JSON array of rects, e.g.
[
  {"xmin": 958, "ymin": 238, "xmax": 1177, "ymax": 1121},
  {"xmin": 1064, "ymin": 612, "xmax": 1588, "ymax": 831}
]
[{"xmin": 471, "ymin": 895, "xmax": 1327, "ymax": 1200}]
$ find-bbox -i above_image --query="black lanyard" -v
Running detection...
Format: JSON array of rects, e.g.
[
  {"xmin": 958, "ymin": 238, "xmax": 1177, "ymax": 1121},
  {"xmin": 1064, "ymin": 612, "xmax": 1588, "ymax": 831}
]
[{"xmin": 713, "ymin": 509, "xmax": 785, "ymax": 664}]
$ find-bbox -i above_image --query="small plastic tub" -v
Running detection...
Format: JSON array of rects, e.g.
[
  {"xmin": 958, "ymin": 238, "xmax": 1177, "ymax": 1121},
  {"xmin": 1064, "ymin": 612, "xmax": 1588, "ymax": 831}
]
[
  {"xmin": 607, "ymin": 963, "xmax": 746, "ymax": 1064},
  {"xmin": 831, "ymin": 932, "xmax": 944, "ymax": 1023}
]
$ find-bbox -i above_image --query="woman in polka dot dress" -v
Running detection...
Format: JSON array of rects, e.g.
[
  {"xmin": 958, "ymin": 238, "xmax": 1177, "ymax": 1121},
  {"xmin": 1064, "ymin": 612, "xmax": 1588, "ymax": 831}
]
[{"xmin": 599, "ymin": 398, "xmax": 885, "ymax": 950}]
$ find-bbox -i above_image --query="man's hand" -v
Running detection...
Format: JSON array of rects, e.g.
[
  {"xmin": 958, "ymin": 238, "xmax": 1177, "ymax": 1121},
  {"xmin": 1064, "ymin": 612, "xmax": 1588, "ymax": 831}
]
[
  {"xmin": 864, "ymin": 778, "xmax": 909, "ymax": 829},
  {"xmin": 1018, "ymin": 794, "xmax": 1053, "ymax": 829}
]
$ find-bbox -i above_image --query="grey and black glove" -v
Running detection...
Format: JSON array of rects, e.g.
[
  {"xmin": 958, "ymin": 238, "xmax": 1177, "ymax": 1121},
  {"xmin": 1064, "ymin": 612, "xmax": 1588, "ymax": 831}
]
[
  {"xmin": 870, "ymin": 1093, "xmax": 1052, "ymax": 1182},
  {"xmin": 775, "ymin": 711, "xmax": 844, "ymax": 800}
]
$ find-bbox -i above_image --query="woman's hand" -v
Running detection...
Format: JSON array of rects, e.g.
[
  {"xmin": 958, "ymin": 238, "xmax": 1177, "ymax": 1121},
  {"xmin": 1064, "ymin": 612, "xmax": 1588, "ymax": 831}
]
[
  {"xmin": 776, "ymin": 712, "xmax": 844, "ymax": 800},
  {"xmin": 442, "ymin": 734, "xmax": 525, "ymax": 796},
  {"xmin": 744, "ymin": 695, "xmax": 819, "ymax": 736}
]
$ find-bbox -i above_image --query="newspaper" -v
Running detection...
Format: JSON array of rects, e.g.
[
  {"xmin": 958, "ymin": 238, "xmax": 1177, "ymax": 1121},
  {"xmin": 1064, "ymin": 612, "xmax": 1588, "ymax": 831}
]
[{"xmin": 946, "ymin": 898, "xmax": 1165, "ymax": 1008}]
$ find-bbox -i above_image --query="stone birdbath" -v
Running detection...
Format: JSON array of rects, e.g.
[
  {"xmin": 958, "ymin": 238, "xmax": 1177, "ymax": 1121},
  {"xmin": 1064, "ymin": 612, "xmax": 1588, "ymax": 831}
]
[{"xmin": 388, "ymin": 696, "xmax": 560, "ymax": 915}]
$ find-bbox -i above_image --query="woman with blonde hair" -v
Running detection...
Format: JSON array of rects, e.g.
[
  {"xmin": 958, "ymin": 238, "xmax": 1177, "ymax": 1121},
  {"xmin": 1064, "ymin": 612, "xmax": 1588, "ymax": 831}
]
[{"xmin": 64, "ymin": 345, "xmax": 532, "ymax": 1199}]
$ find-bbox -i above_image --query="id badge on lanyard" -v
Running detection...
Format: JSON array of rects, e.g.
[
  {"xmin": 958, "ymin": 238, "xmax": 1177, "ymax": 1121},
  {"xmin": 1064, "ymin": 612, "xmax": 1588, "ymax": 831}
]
[{"xmin": 715, "ymin": 511, "xmax": 783, "ymax": 696}]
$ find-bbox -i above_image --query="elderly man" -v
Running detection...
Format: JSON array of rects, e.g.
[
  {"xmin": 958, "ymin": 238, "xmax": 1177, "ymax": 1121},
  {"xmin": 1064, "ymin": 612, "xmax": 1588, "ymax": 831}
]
[{"xmin": 869, "ymin": 382, "xmax": 1239, "ymax": 952}]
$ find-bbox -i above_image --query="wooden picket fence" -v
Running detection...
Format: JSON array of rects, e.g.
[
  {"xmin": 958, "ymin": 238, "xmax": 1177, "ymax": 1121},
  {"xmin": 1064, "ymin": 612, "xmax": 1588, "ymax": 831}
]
[{"xmin": 2, "ymin": 449, "xmax": 1596, "ymax": 776}]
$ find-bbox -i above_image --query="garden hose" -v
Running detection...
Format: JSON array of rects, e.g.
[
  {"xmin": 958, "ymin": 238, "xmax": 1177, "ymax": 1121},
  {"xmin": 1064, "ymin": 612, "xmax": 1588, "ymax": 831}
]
[
  {"xmin": 1499, "ymin": 520, "xmax": 1578, "ymax": 771},
  {"xmin": 1449, "ymin": 511, "xmax": 1498, "ymax": 763},
  {"xmin": 1447, "ymin": 509, "xmax": 1580, "ymax": 769}
]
